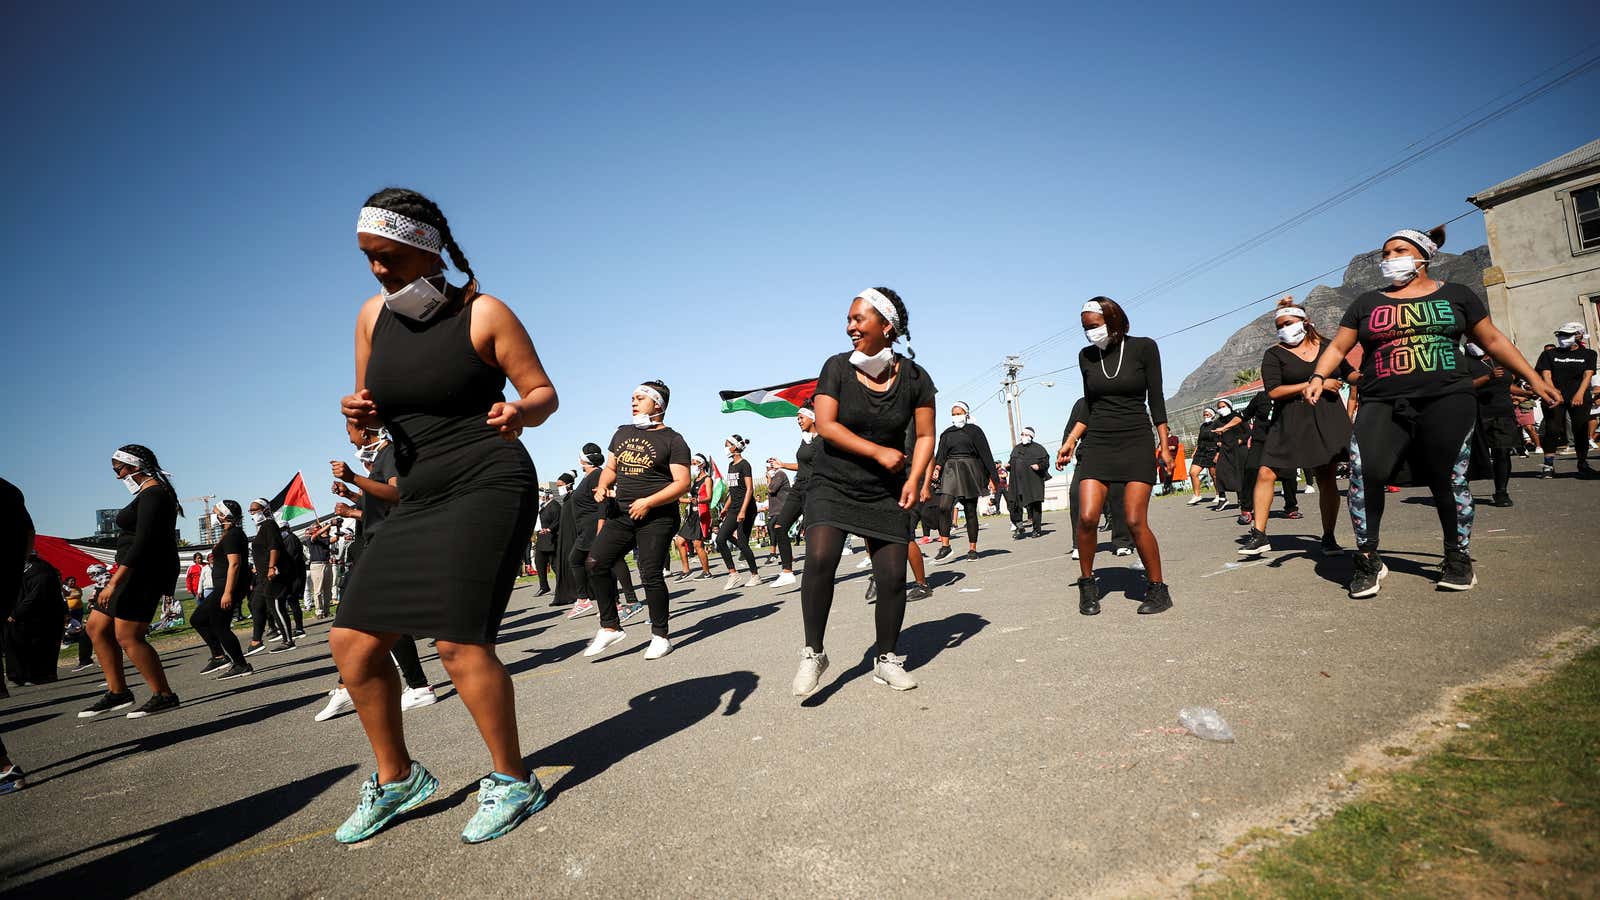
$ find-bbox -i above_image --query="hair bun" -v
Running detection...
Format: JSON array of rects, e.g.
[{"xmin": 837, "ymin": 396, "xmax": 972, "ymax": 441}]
[
  {"xmin": 1275, "ymin": 295, "xmax": 1297, "ymax": 309},
  {"xmin": 1426, "ymin": 224, "xmax": 1447, "ymax": 249}
]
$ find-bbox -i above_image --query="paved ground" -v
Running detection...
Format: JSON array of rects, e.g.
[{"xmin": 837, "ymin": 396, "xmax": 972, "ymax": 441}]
[{"xmin": 3, "ymin": 458, "xmax": 1597, "ymax": 899}]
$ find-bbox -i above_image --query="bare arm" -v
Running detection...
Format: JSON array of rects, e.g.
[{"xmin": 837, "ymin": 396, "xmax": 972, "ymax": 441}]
[
  {"xmin": 475, "ymin": 295, "xmax": 559, "ymax": 437},
  {"xmin": 903, "ymin": 405, "xmax": 936, "ymax": 510}
]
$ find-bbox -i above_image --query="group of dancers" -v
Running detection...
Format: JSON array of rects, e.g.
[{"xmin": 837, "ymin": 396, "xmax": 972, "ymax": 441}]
[{"xmin": 2, "ymin": 190, "xmax": 1590, "ymax": 841}]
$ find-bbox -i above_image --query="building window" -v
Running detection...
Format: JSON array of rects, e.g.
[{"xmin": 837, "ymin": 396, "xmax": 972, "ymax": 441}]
[{"xmin": 1576, "ymin": 186, "xmax": 1600, "ymax": 251}]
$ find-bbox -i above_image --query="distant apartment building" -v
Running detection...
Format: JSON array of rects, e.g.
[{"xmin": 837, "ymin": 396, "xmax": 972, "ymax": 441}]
[{"xmin": 1469, "ymin": 138, "xmax": 1600, "ymax": 361}]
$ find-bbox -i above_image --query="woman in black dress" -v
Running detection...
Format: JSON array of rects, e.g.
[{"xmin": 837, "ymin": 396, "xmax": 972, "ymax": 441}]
[
  {"xmin": 766, "ymin": 403, "xmax": 818, "ymax": 589},
  {"xmin": 79, "ymin": 444, "xmax": 182, "ymax": 719},
  {"xmin": 581, "ymin": 381, "xmax": 692, "ymax": 662},
  {"xmin": 793, "ymin": 287, "xmax": 936, "ymax": 697},
  {"xmin": 1006, "ymin": 426, "xmax": 1050, "ymax": 538},
  {"xmin": 932, "ymin": 402, "xmax": 999, "ymax": 562},
  {"xmin": 1058, "ymin": 298, "xmax": 1174, "ymax": 616},
  {"xmin": 1238, "ymin": 298, "xmax": 1357, "ymax": 558},
  {"xmin": 1187, "ymin": 408, "xmax": 1220, "ymax": 505},
  {"xmin": 333, "ymin": 188, "xmax": 557, "ymax": 845}
]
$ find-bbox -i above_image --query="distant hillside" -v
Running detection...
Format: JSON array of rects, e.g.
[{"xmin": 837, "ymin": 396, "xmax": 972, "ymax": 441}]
[{"xmin": 1167, "ymin": 245, "xmax": 1491, "ymax": 412}]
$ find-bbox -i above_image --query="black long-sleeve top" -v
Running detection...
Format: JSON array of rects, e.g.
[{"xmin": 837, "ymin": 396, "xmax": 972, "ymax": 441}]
[
  {"xmin": 1078, "ymin": 335, "xmax": 1167, "ymax": 434},
  {"xmin": 935, "ymin": 423, "xmax": 1000, "ymax": 484},
  {"xmin": 15, "ymin": 555, "xmax": 64, "ymax": 624}
]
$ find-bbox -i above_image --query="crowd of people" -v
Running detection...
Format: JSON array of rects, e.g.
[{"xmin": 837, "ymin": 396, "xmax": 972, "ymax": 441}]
[{"xmin": 2, "ymin": 196, "xmax": 1592, "ymax": 843}]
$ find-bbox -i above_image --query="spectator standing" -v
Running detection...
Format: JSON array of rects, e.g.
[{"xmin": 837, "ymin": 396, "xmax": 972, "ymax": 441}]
[{"xmin": 304, "ymin": 521, "xmax": 335, "ymax": 619}]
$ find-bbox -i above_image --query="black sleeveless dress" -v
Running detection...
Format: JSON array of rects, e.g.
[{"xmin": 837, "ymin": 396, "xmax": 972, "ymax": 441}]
[{"xmin": 335, "ymin": 298, "xmax": 539, "ymax": 643}]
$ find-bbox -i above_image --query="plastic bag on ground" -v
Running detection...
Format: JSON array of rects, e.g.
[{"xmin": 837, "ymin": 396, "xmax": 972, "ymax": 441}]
[{"xmin": 1178, "ymin": 707, "xmax": 1235, "ymax": 742}]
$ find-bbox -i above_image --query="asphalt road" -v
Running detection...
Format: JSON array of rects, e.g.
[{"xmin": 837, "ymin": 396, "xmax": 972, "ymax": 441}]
[{"xmin": 3, "ymin": 458, "xmax": 1597, "ymax": 898}]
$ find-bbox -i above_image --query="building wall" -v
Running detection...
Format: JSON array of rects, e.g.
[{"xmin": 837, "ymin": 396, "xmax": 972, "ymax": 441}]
[{"xmin": 1481, "ymin": 168, "xmax": 1600, "ymax": 362}]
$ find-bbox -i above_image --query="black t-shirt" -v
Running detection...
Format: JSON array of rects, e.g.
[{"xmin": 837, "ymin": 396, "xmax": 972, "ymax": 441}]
[
  {"xmin": 360, "ymin": 443, "xmax": 399, "ymax": 537},
  {"xmin": 573, "ymin": 468, "xmax": 604, "ymax": 529},
  {"xmin": 251, "ymin": 517, "xmax": 285, "ymax": 580},
  {"xmin": 1535, "ymin": 345, "xmax": 1597, "ymax": 401},
  {"xmin": 608, "ymin": 425, "xmax": 690, "ymax": 506},
  {"xmin": 1338, "ymin": 282, "xmax": 1487, "ymax": 401},
  {"xmin": 1262, "ymin": 343, "xmax": 1353, "ymax": 417},
  {"xmin": 793, "ymin": 437, "xmax": 818, "ymax": 492},
  {"xmin": 811, "ymin": 352, "xmax": 937, "ymax": 504},
  {"xmin": 1079, "ymin": 335, "xmax": 1167, "ymax": 434},
  {"xmin": 767, "ymin": 469, "xmax": 791, "ymax": 508},
  {"xmin": 725, "ymin": 458, "xmax": 754, "ymax": 511},
  {"xmin": 211, "ymin": 527, "xmax": 248, "ymax": 598},
  {"xmin": 115, "ymin": 487, "xmax": 178, "ymax": 571},
  {"xmin": 1468, "ymin": 357, "xmax": 1515, "ymax": 417},
  {"xmin": 307, "ymin": 534, "xmax": 331, "ymax": 563},
  {"xmin": 281, "ymin": 529, "xmax": 306, "ymax": 573}
]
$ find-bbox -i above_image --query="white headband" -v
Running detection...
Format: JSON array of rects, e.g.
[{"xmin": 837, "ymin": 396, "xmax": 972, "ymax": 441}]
[
  {"xmin": 250, "ymin": 497, "xmax": 271, "ymax": 513},
  {"xmin": 953, "ymin": 401, "xmax": 972, "ymax": 414},
  {"xmin": 855, "ymin": 288, "xmax": 901, "ymax": 335},
  {"xmin": 358, "ymin": 206, "xmax": 445, "ymax": 255},
  {"xmin": 727, "ymin": 435, "xmax": 748, "ymax": 451},
  {"xmin": 797, "ymin": 407, "xmax": 815, "ymax": 421},
  {"xmin": 1276, "ymin": 307, "xmax": 1307, "ymax": 321},
  {"xmin": 1387, "ymin": 228, "xmax": 1437, "ymax": 260},
  {"xmin": 634, "ymin": 385, "xmax": 664, "ymax": 409},
  {"xmin": 111, "ymin": 450, "xmax": 144, "ymax": 468},
  {"xmin": 1082, "ymin": 300, "xmax": 1104, "ymax": 314},
  {"xmin": 1021, "ymin": 426, "xmax": 1035, "ymax": 437}
]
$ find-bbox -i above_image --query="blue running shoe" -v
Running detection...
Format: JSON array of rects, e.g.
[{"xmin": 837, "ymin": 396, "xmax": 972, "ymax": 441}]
[
  {"xmin": 334, "ymin": 762, "xmax": 439, "ymax": 844},
  {"xmin": 461, "ymin": 773, "xmax": 548, "ymax": 844}
]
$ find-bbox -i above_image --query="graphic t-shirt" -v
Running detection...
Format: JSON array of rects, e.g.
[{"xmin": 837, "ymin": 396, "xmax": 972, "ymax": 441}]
[
  {"xmin": 1535, "ymin": 345, "xmax": 1597, "ymax": 402},
  {"xmin": 1338, "ymin": 282, "xmax": 1487, "ymax": 401},
  {"xmin": 607, "ymin": 425, "xmax": 690, "ymax": 506},
  {"xmin": 725, "ymin": 458, "xmax": 753, "ymax": 512}
]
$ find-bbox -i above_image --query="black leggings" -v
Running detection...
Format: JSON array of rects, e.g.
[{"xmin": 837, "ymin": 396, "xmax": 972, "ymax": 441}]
[
  {"xmin": 192, "ymin": 595, "xmax": 246, "ymax": 665},
  {"xmin": 587, "ymin": 509, "xmax": 678, "ymax": 637},
  {"xmin": 1491, "ymin": 447, "xmax": 1512, "ymax": 495},
  {"xmin": 390, "ymin": 635, "xmax": 429, "ymax": 690},
  {"xmin": 799, "ymin": 525, "xmax": 908, "ymax": 656},
  {"xmin": 1009, "ymin": 499, "xmax": 1042, "ymax": 531},
  {"xmin": 716, "ymin": 505, "xmax": 759, "ymax": 573},
  {"xmin": 769, "ymin": 491, "xmax": 804, "ymax": 570},
  {"xmin": 533, "ymin": 547, "xmax": 559, "ymax": 591},
  {"xmin": 939, "ymin": 495, "xmax": 980, "ymax": 544},
  {"xmin": 567, "ymin": 541, "xmax": 637, "ymax": 603},
  {"xmin": 1348, "ymin": 393, "xmax": 1476, "ymax": 553}
]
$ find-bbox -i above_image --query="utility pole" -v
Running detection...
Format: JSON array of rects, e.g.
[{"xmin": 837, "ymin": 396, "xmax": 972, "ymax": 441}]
[{"xmin": 1001, "ymin": 355, "xmax": 1023, "ymax": 447}]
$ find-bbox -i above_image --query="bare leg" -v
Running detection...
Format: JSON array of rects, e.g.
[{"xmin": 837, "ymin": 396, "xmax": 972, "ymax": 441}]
[
  {"xmin": 1188, "ymin": 466, "xmax": 1205, "ymax": 496},
  {"xmin": 1121, "ymin": 482, "xmax": 1163, "ymax": 583},
  {"xmin": 435, "ymin": 640, "xmax": 526, "ymax": 781},
  {"xmin": 87, "ymin": 611, "xmax": 124, "ymax": 693},
  {"xmin": 674, "ymin": 537, "xmax": 691, "ymax": 575},
  {"xmin": 1075, "ymin": 479, "xmax": 1109, "ymax": 578},
  {"xmin": 1250, "ymin": 466, "xmax": 1276, "ymax": 533},
  {"xmin": 114, "ymin": 619, "xmax": 171, "ymax": 695},
  {"xmin": 693, "ymin": 540, "xmax": 712, "ymax": 574},
  {"xmin": 331, "ymin": 627, "xmax": 409, "ymax": 783}
]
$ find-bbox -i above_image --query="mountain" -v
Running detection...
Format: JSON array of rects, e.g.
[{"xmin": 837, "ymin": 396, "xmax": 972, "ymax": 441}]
[{"xmin": 1167, "ymin": 245, "xmax": 1492, "ymax": 412}]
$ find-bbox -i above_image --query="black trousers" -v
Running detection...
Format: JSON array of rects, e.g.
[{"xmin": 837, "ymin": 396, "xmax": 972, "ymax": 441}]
[
  {"xmin": 568, "ymin": 542, "xmax": 637, "ymax": 604},
  {"xmin": 716, "ymin": 505, "xmax": 759, "ymax": 573},
  {"xmin": 1348, "ymin": 393, "xmax": 1476, "ymax": 552},
  {"xmin": 288, "ymin": 576, "xmax": 305, "ymax": 631},
  {"xmin": 192, "ymin": 593, "xmax": 246, "ymax": 665},
  {"xmin": 939, "ymin": 495, "xmax": 980, "ymax": 543},
  {"xmin": 390, "ymin": 635, "xmax": 429, "ymax": 689},
  {"xmin": 1009, "ymin": 499, "xmax": 1043, "ymax": 532},
  {"xmin": 1541, "ymin": 403, "xmax": 1592, "ymax": 462},
  {"xmin": 587, "ymin": 508, "xmax": 678, "ymax": 637},
  {"xmin": 249, "ymin": 581, "xmax": 296, "ymax": 644},
  {"xmin": 769, "ymin": 490, "xmax": 804, "ymax": 570},
  {"xmin": 533, "ymin": 546, "xmax": 559, "ymax": 591}
]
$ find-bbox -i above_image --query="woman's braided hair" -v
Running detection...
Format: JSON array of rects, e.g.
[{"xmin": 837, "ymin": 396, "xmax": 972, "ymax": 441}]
[
  {"xmin": 116, "ymin": 443, "xmax": 184, "ymax": 517},
  {"xmin": 365, "ymin": 187, "xmax": 477, "ymax": 294}
]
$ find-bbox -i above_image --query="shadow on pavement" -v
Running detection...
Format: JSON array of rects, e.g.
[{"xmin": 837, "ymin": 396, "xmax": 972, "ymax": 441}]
[
  {"xmin": 1095, "ymin": 567, "xmax": 1148, "ymax": 600},
  {"xmin": 605, "ymin": 603, "xmax": 782, "ymax": 657},
  {"xmin": 504, "ymin": 639, "xmax": 589, "ymax": 676},
  {"xmin": 0, "ymin": 689, "xmax": 104, "ymax": 719},
  {"xmin": 2, "ymin": 764, "xmax": 355, "ymax": 897},
  {"xmin": 802, "ymin": 612, "xmax": 989, "ymax": 707}
]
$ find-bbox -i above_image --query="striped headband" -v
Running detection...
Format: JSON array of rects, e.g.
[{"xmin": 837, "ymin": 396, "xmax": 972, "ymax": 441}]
[
  {"xmin": 1387, "ymin": 229, "xmax": 1437, "ymax": 260},
  {"xmin": 634, "ymin": 384, "xmax": 664, "ymax": 409},
  {"xmin": 855, "ymin": 288, "xmax": 901, "ymax": 335},
  {"xmin": 1021, "ymin": 426, "xmax": 1035, "ymax": 438},
  {"xmin": 358, "ymin": 207, "xmax": 445, "ymax": 255}
]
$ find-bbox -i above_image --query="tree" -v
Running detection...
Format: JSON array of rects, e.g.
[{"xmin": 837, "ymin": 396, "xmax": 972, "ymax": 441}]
[{"xmin": 1233, "ymin": 367, "xmax": 1260, "ymax": 387}]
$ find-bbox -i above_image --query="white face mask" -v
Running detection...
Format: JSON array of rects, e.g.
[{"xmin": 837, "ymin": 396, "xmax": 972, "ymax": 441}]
[
  {"xmin": 1019, "ymin": 434, "xmax": 1033, "ymax": 445},
  {"xmin": 1084, "ymin": 325, "xmax": 1111, "ymax": 349},
  {"xmin": 1217, "ymin": 405, "xmax": 1232, "ymax": 417},
  {"xmin": 1465, "ymin": 342, "xmax": 1486, "ymax": 357},
  {"xmin": 1277, "ymin": 322, "xmax": 1306, "ymax": 346},
  {"xmin": 382, "ymin": 274, "xmax": 449, "ymax": 322},
  {"xmin": 1555, "ymin": 335, "xmax": 1577, "ymax": 349},
  {"xmin": 356, "ymin": 438, "xmax": 383, "ymax": 465},
  {"xmin": 849, "ymin": 347, "xmax": 895, "ymax": 378},
  {"xmin": 1378, "ymin": 256, "xmax": 1422, "ymax": 285},
  {"xmin": 122, "ymin": 474, "xmax": 143, "ymax": 494},
  {"xmin": 951, "ymin": 414, "xmax": 968, "ymax": 428},
  {"xmin": 251, "ymin": 510, "xmax": 268, "ymax": 525},
  {"xmin": 558, "ymin": 486, "xmax": 569, "ymax": 497},
  {"xmin": 800, "ymin": 432, "xmax": 816, "ymax": 445},
  {"xmin": 632, "ymin": 413, "xmax": 659, "ymax": 428}
]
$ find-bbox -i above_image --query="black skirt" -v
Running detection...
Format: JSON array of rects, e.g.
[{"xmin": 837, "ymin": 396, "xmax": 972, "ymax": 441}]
[
  {"xmin": 1261, "ymin": 396, "xmax": 1352, "ymax": 470},
  {"xmin": 1076, "ymin": 428, "xmax": 1156, "ymax": 485},
  {"xmin": 1478, "ymin": 414, "xmax": 1522, "ymax": 451},
  {"xmin": 107, "ymin": 581, "xmax": 164, "ymax": 625},
  {"xmin": 937, "ymin": 456, "xmax": 990, "ymax": 499}
]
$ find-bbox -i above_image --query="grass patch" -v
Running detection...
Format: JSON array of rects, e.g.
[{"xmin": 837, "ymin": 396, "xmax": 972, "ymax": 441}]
[{"xmin": 1196, "ymin": 637, "xmax": 1600, "ymax": 898}]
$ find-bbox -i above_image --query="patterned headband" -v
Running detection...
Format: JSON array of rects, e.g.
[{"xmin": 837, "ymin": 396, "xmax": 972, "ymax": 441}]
[
  {"xmin": 1082, "ymin": 300, "xmax": 1104, "ymax": 314},
  {"xmin": 111, "ymin": 450, "xmax": 145, "ymax": 468},
  {"xmin": 1387, "ymin": 229, "xmax": 1437, "ymax": 260},
  {"xmin": 634, "ymin": 384, "xmax": 665, "ymax": 409},
  {"xmin": 358, "ymin": 207, "xmax": 445, "ymax": 255},
  {"xmin": 856, "ymin": 288, "xmax": 902, "ymax": 335},
  {"xmin": 1276, "ymin": 307, "xmax": 1307, "ymax": 321}
]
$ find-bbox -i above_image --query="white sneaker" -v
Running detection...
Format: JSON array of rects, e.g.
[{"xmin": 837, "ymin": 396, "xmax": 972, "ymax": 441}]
[
  {"xmin": 744, "ymin": 572, "xmax": 764, "ymax": 587},
  {"xmin": 1071, "ymin": 548, "xmax": 1080, "ymax": 560},
  {"xmin": 723, "ymin": 573, "xmax": 744, "ymax": 591},
  {"xmin": 1303, "ymin": 483, "xmax": 1316, "ymax": 494},
  {"xmin": 400, "ymin": 685, "xmax": 438, "ymax": 711},
  {"xmin": 855, "ymin": 556, "xmax": 873, "ymax": 570},
  {"xmin": 1113, "ymin": 547, "xmax": 1133, "ymax": 557},
  {"xmin": 644, "ymin": 635, "xmax": 673, "ymax": 660},
  {"xmin": 314, "ymin": 687, "xmax": 355, "ymax": 722},
  {"xmin": 583, "ymin": 628, "xmax": 628, "ymax": 658},
  {"xmin": 792, "ymin": 647, "xmax": 829, "ymax": 696},
  {"xmin": 1187, "ymin": 496, "xmax": 1204, "ymax": 506},
  {"xmin": 770, "ymin": 571, "xmax": 797, "ymax": 588},
  {"xmin": 872, "ymin": 653, "xmax": 917, "ymax": 691}
]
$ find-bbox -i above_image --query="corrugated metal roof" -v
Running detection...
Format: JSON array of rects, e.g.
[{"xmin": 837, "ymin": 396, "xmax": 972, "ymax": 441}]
[{"xmin": 1469, "ymin": 137, "xmax": 1600, "ymax": 207}]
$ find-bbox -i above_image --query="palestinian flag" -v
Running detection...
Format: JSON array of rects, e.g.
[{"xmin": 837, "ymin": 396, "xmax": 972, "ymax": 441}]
[
  {"xmin": 268, "ymin": 472, "xmax": 317, "ymax": 525},
  {"xmin": 719, "ymin": 378, "xmax": 817, "ymax": 419}
]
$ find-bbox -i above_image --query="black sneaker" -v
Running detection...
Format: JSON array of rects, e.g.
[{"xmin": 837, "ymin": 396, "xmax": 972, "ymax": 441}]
[
  {"xmin": 933, "ymin": 545, "xmax": 952, "ymax": 561},
  {"xmin": 217, "ymin": 663, "xmax": 254, "ymax": 680},
  {"xmin": 906, "ymin": 584, "xmax": 933, "ymax": 602},
  {"xmin": 1578, "ymin": 465, "xmax": 1600, "ymax": 480},
  {"xmin": 268, "ymin": 642, "xmax": 296, "ymax": 654},
  {"xmin": 1237, "ymin": 529, "xmax": 1270, "ymax": 557},
  {"xmin": 1077, "ymin": 577, "xmax": 1101, "ymax": 616},
  {"xmin": 1437, "ymin": 549, "xmax": 1477, "ymax": 592},
  {"xmin": 1348, "ymin": 550, "xmax": 1388, "ymax": 599},
  {"xmin": 1491, "ymin": 492, "xmax": 1513, "ymax": 508},
  {"xmin": 964, "ymin": 550, "xmax": 980, "ymax": 562},
  {"xmin": 293, "ymin": 629, "xmax": 308, "ymax": 639},
  {"xmin": 78, "ymin": 690, "xmax": 136, "ymax": 718},
  {"xmin": 1234, "ymin": 512, "xmax": 1252, "ymax": 527},
  {"xmin": 1316, "ymin": 534, "xmax": 1342, "ymax": 556},
  {"xmin": 126, "ymin": 692, "xmax": 180, "ymax": 719},
  {"xmin": 1012, "ymin": 528, "xmax": 1026, "ymax": 541},
  {"xmin": 1136, "ymin": 582, "xmax": 1173, "ymax": 615},
  {"xmin": 244, "ymin": 643, "xmax": 267, "ymax": 657},
  {"xmin": 534, "ymin": 587, "xmax": 551, "ymax": 597},
  {"xmin": 199, "ymin": 656, "xmax": 231, "ymax": 675},
  {"xmin": 864, "ymin": 576, "xmax": 878, "ymax": 602}
]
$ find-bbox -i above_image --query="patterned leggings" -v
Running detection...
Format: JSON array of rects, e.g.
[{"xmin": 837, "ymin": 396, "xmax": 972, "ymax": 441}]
[{"xmin": 1347, "ymin": 393, "xmax": 1476, "ymax": 553}]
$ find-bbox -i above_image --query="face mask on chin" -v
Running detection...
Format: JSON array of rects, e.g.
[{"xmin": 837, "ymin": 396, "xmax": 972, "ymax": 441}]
[
  {"xmin": 800, "ymin": 432, "xmax": 816, "ymax": 445},
  {"xmin": 121, "ymin": 474, "xmax": 143, "ymax": 494},
  {"xmin": 849, "ymin": 346, "xmax": 894, "ymax": 378},
  {"xmin": 632, "ymin": 413, "xmax": 661, "ymax": 429},
  {"xmin": 1084, "ymin": 326, "xmax": 1111, "ymax": 350},
  {"xmin": 1378, "ymin": 256, "xmax": 1422, "ymax": 285},
  {"xmin": 1019, "ymin": 434, "xmax": 1033, "ymax": 445},
  {"xmin": 382, "ymin": 274, "xmax": 449, "ymax": 322}
]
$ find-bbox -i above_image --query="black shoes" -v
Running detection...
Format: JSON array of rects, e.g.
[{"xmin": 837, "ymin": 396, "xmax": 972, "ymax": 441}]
[
  {"xmin": 906, "ymin": 583, "xmax": 933, "ymax": 602},
  {"xmin": 534, "ymin": 587, "xmax": 551, "ymax": 597},
  {"xmin": 217, "ymin": 663, "xmax": 254, "ymax": 680},
  {"xmin": 1348, "ymin": 549, "xmax": 1388, "ymax": 599},
  {"xmin": 1237, "ymin": 530, "xmax": 1270, "ymax": 557},
  {"xmin": 1137, "ymin": 582, "xmax": 1173, "ymax": 615},
  {"xmin": 199, "ymin": 656, "xmax": 231, "ymax": 675},
  {"xmin": 268, "ymin": 642, "xmax": 296, "ymax": 654},
  {"xmin": 1437, "ymin": 549, "xmax": 1477, "ymax": 591},
  {"xmin": 1234, "ymin": 512, "xmax": 1252, "ymax": 527},
  {"xmin": 1316, "ymin": 534, "xmax": 1343, "ymax": 556},
  {"xmin": 933, "ymin": 545, "xmax": 952, "ymax": 561},
  {"xmin": 78, "ymin": 690, "xmax": 136, "ymax": 718},
  {"xmin": 964, "ymin": 551, "xmax": 980, "ymax": 562},
  {"xmin": 1077, "ymin": 577, "xmax": 1101, "ymax": 616},
  {"xmin": 126, "ymin": 692, "xmax": 180, "ymax": 719},
  {"xmin": 1491, "ymin": 492, "xmax": 1513, "ymax": 507}
]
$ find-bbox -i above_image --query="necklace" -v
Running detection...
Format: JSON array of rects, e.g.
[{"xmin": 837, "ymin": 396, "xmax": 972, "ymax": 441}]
[{"xmin": 1099, "ymin": 341, "xmax": 1126, "ymax": 380}]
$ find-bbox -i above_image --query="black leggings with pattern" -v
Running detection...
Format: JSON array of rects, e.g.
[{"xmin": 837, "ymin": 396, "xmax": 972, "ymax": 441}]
[{"xmin": 1347, "ymin": 393, "xmax": 1476, "ymax": 553}]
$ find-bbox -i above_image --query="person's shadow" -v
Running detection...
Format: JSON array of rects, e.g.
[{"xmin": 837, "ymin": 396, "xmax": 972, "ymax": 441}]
[
  {"xmin": 604, "ymin": 604, "xmax": 783, "ymax": 658},
  {"xmin": 802, "ymin": 612, "xmax": 988, "ymax": 707},
  {"xmin": 3, "ymin": 764, "xmax": 355, "ymax": 897}
]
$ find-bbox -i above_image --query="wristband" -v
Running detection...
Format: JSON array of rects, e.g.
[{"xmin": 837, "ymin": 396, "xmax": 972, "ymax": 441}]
[{"xmin": 1309, "ymin": 374, "xmax": 1326, "ymax": 382}]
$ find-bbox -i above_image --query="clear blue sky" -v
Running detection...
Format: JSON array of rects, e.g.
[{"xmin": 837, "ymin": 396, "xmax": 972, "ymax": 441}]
[{"xmin": 4, "ymin": 1, "xmax": 1595, "ymax": 538}]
